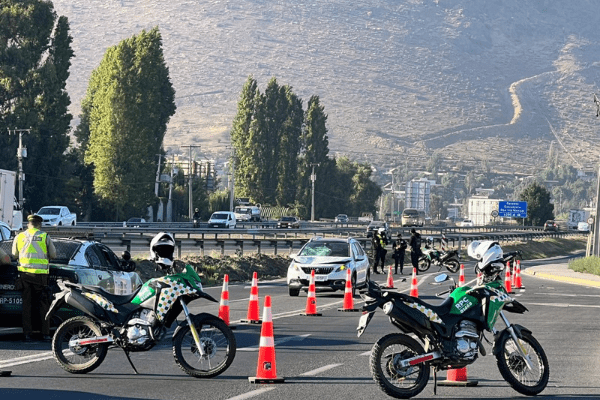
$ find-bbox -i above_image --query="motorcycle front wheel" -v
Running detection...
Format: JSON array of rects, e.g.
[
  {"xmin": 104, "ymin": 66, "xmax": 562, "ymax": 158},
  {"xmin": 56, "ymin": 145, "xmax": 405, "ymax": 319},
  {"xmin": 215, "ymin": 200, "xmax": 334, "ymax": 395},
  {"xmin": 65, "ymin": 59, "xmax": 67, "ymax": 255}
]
[
  {"xmin": 417, "ymin": 256, "xmax": 430, "ymax": 272},
  {"xmin": 496, "ymin": 330, "xmax": 549, "ymax": 396},
  {"xmin": 173, "ymin": 315, "xmax": 236, "ymax": 378},
  {"xmin": 445, "ymin": 259, "xmax": 460, "ymax": 273},
  {"xmin": 370, "ymin": 333, "xmax": 430, "ymax": 399},
  {"xmin": 51, "ymin": 316, "xmax": 108, "ymax": 374}
]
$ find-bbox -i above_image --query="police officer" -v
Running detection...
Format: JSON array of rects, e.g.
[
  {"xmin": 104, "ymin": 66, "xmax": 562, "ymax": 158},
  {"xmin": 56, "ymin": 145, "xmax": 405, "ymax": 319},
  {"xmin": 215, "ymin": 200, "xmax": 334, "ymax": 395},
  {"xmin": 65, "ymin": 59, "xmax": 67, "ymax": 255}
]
[
  {"xmin": 12, "ymin": 214, "xmax": 56, "ymax": 342},
  {"xmin": 193, "ymin": 208, "xmax": 201, "ymax": 228},
  {"xmin": 392, "ymin": 233, "xmax": 407, "ymax": 274},
  {"xmin": 409, "ymin": 228, "xmax": 422, "ymax": 275}
]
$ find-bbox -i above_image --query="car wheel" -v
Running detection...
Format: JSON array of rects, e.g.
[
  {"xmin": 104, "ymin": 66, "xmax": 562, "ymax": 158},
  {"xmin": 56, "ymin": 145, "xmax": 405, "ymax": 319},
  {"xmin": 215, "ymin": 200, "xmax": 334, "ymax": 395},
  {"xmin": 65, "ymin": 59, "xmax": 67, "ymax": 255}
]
[
  {"xmin": 351, "ymin": 273, "xmax": 357, "ymax": 297},
  {"xmin": 289, "ymin": 287, "xmax": 300, "ymax": 297}
]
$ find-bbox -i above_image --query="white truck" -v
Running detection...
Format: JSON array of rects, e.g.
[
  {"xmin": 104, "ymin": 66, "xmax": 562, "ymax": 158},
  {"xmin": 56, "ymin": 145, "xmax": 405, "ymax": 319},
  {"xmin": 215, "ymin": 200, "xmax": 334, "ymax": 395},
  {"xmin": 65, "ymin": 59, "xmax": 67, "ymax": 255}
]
[
  {"xmin": 567, "ymin": 209, "xmax": 591, "ymax": 230},
  {"xmin": 0, "ymin": 169, "xmax": 23, "ymax": 231},
  {"xmin": 234, "ymin": 205, "xmax": 261, "ymax": 222},
  {"xmin": 37, "ymin": 205, "xmax": 77, "ymax": 226}
]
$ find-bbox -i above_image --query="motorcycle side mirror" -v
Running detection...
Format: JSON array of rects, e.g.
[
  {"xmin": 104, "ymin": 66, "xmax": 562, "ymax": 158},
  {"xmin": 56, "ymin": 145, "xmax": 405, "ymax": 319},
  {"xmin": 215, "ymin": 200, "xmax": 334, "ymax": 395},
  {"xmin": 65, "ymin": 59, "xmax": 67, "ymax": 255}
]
[
  {"xmin": 121, "ymin": 251, "xmax": 131, "ymax": 261},
  {"xmin": 433, "ymin": 273, "xmax": 449, "ymax": 283}
]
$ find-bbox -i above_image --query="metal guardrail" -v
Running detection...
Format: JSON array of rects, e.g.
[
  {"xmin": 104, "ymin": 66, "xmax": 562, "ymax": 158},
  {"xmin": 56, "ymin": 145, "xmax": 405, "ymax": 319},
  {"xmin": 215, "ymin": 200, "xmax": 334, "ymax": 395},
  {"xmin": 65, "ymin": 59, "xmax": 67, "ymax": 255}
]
[{"xmin": 43, "ymin": 224, "xmax": 587, "ymax": 257}]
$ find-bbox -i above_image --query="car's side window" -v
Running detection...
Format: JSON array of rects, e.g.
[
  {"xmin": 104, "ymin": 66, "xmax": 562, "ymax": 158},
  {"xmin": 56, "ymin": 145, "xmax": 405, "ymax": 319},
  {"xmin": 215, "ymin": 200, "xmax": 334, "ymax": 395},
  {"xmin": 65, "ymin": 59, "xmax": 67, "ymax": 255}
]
[
  {"xmin": 100, "ymin": 246, "xmax": 121, "ymax": 270},
  {"xmin": 0, "ymin": 225, "xmax": 10, "ymax": 241},
  {"xmin": 85, "ymin": 246, "xmax": 103, "ymax": 268}
]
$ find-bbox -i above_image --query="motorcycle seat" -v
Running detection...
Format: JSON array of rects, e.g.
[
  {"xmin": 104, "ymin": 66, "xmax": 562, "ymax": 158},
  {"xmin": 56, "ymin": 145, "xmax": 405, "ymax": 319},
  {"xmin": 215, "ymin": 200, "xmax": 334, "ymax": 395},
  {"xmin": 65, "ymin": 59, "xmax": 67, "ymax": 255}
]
[
  {"xmin": 407, "ymin": 295, "xmax": 454, "ymax": 316},
  {"xmin": 82, "ymin": 284, "xmax": 142, "ymax": 305}
]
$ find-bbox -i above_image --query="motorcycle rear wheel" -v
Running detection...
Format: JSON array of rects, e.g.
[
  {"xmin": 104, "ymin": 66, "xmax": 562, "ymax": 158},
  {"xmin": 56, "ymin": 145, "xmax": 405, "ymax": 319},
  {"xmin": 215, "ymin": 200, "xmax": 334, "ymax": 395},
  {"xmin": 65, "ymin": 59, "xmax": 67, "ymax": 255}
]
[
  {"xmin": 496, "ymin": 331, "xmax": 549, "ymax": 395},
  {"xmin": 51, "ymin": 316, "xmax": 108, "ymax": 374},
  {"xmin": 445, "ymin": 260, "xmax": 460, "ymax": 273},
  {"xmin": 173, "ymin": 315, "xmax": 236, "ymax": 378},
  {"xmin": 370, "ymin": 333, "xmax": 430, "ymax": 399},
  {"xmin": 417, "ymin": 256, "xmax": 430, "ymax": 272}
]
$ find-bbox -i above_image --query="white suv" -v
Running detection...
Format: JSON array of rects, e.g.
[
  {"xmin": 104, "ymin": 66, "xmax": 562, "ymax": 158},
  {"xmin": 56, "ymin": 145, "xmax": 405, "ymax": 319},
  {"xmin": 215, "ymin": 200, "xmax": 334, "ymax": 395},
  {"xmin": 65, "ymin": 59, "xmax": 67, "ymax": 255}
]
[{"xmin": 287, "ymin": 237, "xmax": 370, "ymax": 296}]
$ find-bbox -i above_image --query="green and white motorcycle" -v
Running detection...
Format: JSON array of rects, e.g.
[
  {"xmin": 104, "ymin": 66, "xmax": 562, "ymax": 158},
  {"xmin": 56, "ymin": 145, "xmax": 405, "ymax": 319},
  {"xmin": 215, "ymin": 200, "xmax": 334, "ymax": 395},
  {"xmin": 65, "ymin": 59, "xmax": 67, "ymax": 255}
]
[
  {"xmin": 46, "ymin": 232, "xmax": 236, "ymax": 378},
  {"xmin": 357, "ymin": 240, "xmax": 549, "ymax": 399}
]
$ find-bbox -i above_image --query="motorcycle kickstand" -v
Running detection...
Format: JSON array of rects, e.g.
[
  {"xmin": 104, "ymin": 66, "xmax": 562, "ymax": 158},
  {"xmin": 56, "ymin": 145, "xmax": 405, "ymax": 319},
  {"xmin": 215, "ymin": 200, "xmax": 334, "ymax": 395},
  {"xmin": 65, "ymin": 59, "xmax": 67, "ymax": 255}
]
[
  {"xmin": 432, "ymin": 366, "xmax": 438, "ymax": 395},
  {"xmin": 122, "ymin": 349, "xmax": 139, "ymax": 374}
]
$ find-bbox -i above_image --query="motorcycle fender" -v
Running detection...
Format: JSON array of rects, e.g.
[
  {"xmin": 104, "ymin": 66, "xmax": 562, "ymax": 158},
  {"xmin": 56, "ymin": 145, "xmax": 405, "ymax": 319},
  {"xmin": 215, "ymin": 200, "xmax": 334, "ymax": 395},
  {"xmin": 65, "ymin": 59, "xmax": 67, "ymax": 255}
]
[
  {"xmin": 64, "ymin": 289, "xmax": 108, "ymax": 320},
  {"xmin": 197, "ymin": 291, "xmax": 219, "ymax": 303},
  {"xmin": 492, "ymin": 324, "xmax": 532, "ymax": 357},
  {"xmin": 45, "ymin": 289, "xmax": 68, "ymax": 321},
  {"xmin": 503, "ymin": 299, "xmax": 528, "ymax": 314},
  {"xmin": 172, "ymin": 312, "xmax": 214, "ymax": 338}
]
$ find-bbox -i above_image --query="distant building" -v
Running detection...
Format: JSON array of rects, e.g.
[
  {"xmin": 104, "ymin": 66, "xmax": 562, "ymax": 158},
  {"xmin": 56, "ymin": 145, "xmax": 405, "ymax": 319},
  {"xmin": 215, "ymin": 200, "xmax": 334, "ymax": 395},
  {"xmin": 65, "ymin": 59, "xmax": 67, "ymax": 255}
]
[
  {"xmin": 405, "ymin": 177, "xmax": 436, "ymax": 215},
  {"xmin": 467, "ymin": 196, "xmax": 501, "ymax": 226}
]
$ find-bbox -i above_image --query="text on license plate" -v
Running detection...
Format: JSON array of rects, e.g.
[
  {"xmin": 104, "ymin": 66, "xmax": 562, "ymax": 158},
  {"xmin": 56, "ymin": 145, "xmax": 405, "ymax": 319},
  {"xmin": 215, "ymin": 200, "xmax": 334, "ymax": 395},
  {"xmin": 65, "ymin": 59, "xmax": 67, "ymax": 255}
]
[{"xmin": 314, "ymin": 275, "xmax": 328, "ymax": 281}]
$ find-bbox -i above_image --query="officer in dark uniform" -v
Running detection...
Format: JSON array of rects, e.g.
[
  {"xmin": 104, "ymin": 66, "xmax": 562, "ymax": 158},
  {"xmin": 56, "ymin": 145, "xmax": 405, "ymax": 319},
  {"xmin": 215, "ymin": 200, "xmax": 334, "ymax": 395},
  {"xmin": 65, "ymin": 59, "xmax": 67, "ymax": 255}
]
[
  {"xmin": 12, "ymin": 214, "xmax": 56, "ymax": 341},
  {"xmin": 392, "ymin": 233, "xmax": 407, "ymax": 274},
  {"xmin": 409, "ymin": 228, "xmax": 422, "ymax": 275}
]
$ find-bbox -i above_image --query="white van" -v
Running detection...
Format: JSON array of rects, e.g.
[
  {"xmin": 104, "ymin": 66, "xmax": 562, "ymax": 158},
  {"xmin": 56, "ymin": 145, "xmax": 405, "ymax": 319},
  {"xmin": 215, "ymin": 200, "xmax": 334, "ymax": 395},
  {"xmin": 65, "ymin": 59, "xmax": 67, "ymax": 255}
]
[
  {"xmin": 234, "ymin": 205, "xmax": 261, "ymax": 222},
  {"xmin": 208, "ymin": 211, "xmax": 236, "ymax": 229}
]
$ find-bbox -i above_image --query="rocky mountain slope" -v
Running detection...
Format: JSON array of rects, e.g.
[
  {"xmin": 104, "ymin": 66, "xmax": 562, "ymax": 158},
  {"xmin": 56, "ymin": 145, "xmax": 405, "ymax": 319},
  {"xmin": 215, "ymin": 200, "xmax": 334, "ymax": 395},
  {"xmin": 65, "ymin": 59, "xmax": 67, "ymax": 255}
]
[{"xmin": 52, "ymin": 0, "xmax": 600, "ymax": 175}]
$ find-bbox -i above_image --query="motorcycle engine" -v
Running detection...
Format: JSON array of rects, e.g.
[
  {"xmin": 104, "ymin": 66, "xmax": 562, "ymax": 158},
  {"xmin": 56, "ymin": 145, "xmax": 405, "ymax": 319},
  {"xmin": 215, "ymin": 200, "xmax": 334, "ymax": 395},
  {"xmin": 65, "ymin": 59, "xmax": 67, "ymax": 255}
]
[
  {"xmin": 125, "ymin": 309, "xmax": 156, "ymax": 347},
  {"xmin": 453, "ymin": 320, "xmax": 480, "ymax": 361}
]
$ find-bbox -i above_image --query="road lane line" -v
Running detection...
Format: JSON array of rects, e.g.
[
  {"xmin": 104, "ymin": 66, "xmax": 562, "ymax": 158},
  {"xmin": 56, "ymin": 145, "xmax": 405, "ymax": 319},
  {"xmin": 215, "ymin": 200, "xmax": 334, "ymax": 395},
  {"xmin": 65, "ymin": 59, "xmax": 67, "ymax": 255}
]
[
  {"xmin": 226, "ymin": 387, "xmax": 277, "ymax": 400},
  {"xmin": 0, "ymin": 351, "xmax": 53, "ymax": 369},
  {"xmin": 238, "ymin": 334, "xmax": 311, "ymax": 351},
  {"xmin": 300, "ymin": 363, "xmax": 343, "ymax": 376},
  {"xmin": 359, "ymin": 350, "xmax": 371, "ymax": 356},
  {"xmin": 528, "ymin": 302, "xmax": 600, "ymax": 308}
]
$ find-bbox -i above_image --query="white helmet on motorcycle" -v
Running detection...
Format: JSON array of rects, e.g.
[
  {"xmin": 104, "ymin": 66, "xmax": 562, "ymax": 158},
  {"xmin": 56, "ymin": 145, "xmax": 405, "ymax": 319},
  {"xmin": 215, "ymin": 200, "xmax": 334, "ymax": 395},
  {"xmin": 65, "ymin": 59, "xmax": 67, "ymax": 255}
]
[{"xmin": 150, "ymin": 232, "xmax": 175, "ymax": 270}]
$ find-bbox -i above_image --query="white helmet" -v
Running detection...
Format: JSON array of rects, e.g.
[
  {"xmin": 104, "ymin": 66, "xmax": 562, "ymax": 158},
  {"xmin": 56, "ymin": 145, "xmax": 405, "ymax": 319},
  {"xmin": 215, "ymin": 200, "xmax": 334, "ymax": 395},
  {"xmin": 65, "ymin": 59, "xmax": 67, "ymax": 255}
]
[
  {"xmin": 150, "ymin": 232, "xmax": 175, "ymax": 270},
  {"xmin": 378, "ymin": 227, "xmax": 386, "ymax": 233}
]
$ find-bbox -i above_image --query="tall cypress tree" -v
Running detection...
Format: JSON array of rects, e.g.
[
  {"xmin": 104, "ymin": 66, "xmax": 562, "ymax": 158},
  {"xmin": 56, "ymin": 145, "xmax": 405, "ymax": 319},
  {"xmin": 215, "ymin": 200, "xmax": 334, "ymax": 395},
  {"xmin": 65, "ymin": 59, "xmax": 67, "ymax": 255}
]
[
  {"xmin": 0, "ymin": 1, "xmax": 74, "ymax": 212},
  {"xmin": 81, "ymin": 27, "xmax": 176, "ymax": 219}
]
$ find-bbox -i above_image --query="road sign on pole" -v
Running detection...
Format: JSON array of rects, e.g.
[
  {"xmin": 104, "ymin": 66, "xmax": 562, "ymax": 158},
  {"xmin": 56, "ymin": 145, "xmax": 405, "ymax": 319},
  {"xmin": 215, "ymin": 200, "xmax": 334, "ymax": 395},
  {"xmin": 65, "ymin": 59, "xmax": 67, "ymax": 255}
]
[{"xmin": 498, "ymin": 201, "xmax": 527, "ymax": 218}]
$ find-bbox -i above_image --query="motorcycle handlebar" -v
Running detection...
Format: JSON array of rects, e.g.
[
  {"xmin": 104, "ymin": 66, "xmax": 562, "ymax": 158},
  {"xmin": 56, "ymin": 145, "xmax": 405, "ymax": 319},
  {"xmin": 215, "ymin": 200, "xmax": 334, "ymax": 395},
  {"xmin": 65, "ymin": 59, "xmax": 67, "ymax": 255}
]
[{"xmin": 436, "ymin": 289, "xmax": 452, "ymax": 297}]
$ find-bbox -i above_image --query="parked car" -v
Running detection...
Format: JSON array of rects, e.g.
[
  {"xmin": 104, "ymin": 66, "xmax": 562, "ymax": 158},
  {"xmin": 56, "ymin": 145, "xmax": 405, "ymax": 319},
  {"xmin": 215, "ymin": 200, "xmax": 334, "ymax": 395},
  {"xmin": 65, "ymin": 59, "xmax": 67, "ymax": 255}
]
[
  {"xmin": 577, "ymin": 221, "xmax": 589, "ymax": 232},
  {"xmin": 277, "ymin": 216, "xmax": 300, "ymax": 229},
  {"xmin": 208, "ymin": 211, "xmax": 236, "ymax": 228},
  {"xmin": 126, "ymin": 217, "xmax": 146, "ymax": 227},
  {"xmin": 0, "ymin": 238, "xmax": 142, "ymax": 328},
  {"xmin": 543, "ymin": 220, "xmax": 558, "ymax": 232},
  {"xmin": 334, "ymin": 214, "xmax": 349, "ymax": 223},
  {"xmin": 461, "ymin": 219, "xmax": 474, "ymax": 227},
  {"xmin": 0, "ymin": 221, "xmax": 12, "ymax": 241},
  {"xmin": 366, "ymin": 220, "xmax": 389, "ymax": 239},
  {"xmin": 286, "ymin": 237, "xmax": 370, "ymax": 296}
]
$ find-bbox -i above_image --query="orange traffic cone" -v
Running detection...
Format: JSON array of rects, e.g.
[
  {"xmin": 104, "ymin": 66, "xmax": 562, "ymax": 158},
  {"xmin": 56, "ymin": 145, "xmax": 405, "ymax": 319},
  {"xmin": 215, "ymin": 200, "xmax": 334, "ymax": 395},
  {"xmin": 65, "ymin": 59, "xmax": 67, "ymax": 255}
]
[
  {"xmin": 218, "ymin": 274, "xmax": 235, "ymax": 329},
  {"xmin": 302, "ymin": 270, "xmax": 322, "ymax": 316},
  {"xmin": 409, "ymin": 268, "xmax": 419, "ymax": 297},
  {"xmin": 504, "ymin": 264, "xmax": 513, "ymax": 294},
  {"xmin": 338, "ymin": 268, "xmax": 360, "ymax": 312},
  {"xmin": 241, "ymin": 271, "xmax": 262, "ymax": 324},
  {"xmin": 249, "ymin": 295, "xmax": 285, "ymax": 383},
  {"xmin": 458, "ymin": 264, "xmax": 466, "ymax": 287},
  {"xmin": 515, "ymin": 260, "xmax": 523, "ymax": 289},
  {"xmin": 438, "ymin": 366, "xmax": 478, "ymax": 387},
  {"xmin": 385, "ymin": 265, "xmax": 395, "ymax": 288}
]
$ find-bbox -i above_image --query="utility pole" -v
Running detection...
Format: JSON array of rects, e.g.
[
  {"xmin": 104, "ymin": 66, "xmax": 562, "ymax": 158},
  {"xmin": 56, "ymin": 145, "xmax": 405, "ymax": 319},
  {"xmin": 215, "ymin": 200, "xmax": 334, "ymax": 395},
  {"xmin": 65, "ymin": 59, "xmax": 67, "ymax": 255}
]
[
  {"xmin": 167, "ymin": 153, "xmax": 175, "ymax": 222},
  {"xmin": 181, "ymin": 145, "xmax": 201, "ymax": 220},
  {"xmin": 226, "ymin": 146, "xmax": 235, "ymax": 212},
  {"xmin": 154, "ymin": 154, "xmax": 162, "ymax": 197},
  {"xmin": 310, "ymin": 163, "xmax": 320, "ymax": 222},
  {"xmin": 7, "ymin": 128, "xmax": 31, "ymax": 208}
]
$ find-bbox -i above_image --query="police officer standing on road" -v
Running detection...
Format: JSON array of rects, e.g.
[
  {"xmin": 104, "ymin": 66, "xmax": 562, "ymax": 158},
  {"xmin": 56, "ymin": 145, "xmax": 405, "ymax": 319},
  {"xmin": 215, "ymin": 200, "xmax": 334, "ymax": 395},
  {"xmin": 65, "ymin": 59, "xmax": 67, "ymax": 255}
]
[
  {"xmin": 371, "ymin": 230, "xmax": 382, "ymax": 274},
  {"xmin": 12, "ymin": 214, "xmax": 56, "ymax": 342},
  {"xmin": 409, "ymin": 228, "xmax": 422, "ymax": 275},
  {"xmin": 392, "ymin": 233, "xmax": 407, "ymax": 274}
]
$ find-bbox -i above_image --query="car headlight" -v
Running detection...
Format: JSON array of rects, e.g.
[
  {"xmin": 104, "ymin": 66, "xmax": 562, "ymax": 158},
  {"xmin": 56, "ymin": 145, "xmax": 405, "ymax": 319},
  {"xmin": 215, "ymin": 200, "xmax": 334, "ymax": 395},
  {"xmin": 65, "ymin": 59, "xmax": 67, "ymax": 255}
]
[
  {"xmin": 290, "ymin": 263, "xmax": 302, "ymax": 272},
  {"xmin": 335, "ymin": 265, "xmax": 347, "ymax": 273}
]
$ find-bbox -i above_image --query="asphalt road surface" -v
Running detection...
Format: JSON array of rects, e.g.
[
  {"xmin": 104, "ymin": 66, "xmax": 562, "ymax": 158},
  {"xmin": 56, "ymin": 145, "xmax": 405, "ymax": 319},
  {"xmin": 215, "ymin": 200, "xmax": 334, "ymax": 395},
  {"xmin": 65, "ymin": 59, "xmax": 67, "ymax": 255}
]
[{"xmin": 1, "ymin": 261, "xmax": 600, "ymax": 400}]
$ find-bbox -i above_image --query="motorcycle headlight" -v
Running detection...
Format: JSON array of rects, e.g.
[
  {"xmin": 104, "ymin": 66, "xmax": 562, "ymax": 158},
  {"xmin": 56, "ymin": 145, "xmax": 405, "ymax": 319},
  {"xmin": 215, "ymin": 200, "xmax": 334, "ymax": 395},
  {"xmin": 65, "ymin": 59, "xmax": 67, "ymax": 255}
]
[{"xmin": 383, "ymin": 301, "xmax": 394, "ymax": 315}]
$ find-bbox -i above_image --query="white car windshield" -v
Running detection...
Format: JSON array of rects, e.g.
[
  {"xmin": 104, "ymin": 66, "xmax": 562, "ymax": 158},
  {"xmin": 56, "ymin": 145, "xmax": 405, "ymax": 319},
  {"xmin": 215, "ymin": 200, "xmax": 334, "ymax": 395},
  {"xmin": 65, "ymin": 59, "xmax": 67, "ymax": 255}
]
[
  {"xmin": 38, "ymin": 207, "xmax": 60, "ymax": 215},
  {"xmin": 212, "ymin": 213, "xmax": 228, "ymax": 219},
  {"xmin": 299, "ymin": 242, "xmax": 350, "ymax": 257}
]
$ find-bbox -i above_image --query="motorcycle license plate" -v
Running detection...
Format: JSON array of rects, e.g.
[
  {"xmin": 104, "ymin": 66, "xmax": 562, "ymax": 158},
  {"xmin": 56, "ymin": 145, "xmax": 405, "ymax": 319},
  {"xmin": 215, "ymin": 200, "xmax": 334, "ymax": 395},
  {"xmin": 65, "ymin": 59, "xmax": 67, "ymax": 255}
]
[{"xmin": 315, "ymin": 275, "xmax": 328, "ymax": 282}]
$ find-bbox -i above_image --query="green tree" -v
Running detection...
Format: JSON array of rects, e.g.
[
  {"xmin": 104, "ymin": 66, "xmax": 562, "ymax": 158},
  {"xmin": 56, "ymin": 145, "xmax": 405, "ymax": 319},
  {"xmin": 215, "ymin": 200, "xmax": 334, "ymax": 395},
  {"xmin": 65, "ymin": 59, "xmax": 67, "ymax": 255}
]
[
  {"xmin": 519, "ymin": 181, "xmax": 554, "ymax": 226},
  {"xmin": 0, "ymin": 1, "xmax": 74, "ymax": 212},
  {"xmin": 80, "ymin": 27, "xmax": 176, "ymax": 220}
]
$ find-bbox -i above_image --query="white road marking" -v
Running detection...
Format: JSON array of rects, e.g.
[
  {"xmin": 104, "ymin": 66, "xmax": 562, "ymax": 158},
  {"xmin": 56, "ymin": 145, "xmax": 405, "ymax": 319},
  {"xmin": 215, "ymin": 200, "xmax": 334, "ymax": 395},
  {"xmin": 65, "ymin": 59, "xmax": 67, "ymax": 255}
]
[
  {"xmin": 300, "ymin": 363, "xmax": 342, "ymax": 376},
  {"xmin": 360, "ymin": 350, "xmax": 372, "ymax": 356},
  {"xmin": 528, "ymin": 302, "xmax": 600, "ymax": 308},
  {"xmin": 0, "ymin": 351, "xmax": 54, "ymax": 369},
  {"xmin": 226, "ymin": 387, "xmax": 277, "ymax": 400},
  {"xmin": 534, "ymin": 293, "xmax": 600, "ymax": 298},
  {"xmin": 238, "ymin": 334, "xmax": 311, "ymax": 351}
]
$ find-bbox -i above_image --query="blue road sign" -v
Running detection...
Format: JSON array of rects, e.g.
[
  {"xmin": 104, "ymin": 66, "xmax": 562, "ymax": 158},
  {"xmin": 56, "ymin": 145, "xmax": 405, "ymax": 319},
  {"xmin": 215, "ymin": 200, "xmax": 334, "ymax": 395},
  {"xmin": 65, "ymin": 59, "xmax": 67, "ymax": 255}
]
[{"xmin": 498, "ymin": 201, "xmax": 527, "ymax": 218}]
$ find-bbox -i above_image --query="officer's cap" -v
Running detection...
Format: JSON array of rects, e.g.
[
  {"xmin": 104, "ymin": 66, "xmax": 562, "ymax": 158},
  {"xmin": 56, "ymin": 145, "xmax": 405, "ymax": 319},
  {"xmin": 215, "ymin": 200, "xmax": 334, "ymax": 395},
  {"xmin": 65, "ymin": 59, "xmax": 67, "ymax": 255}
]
[{"xmin": 27, "ymin": 214, "xmax": 43, "ymax": 223}]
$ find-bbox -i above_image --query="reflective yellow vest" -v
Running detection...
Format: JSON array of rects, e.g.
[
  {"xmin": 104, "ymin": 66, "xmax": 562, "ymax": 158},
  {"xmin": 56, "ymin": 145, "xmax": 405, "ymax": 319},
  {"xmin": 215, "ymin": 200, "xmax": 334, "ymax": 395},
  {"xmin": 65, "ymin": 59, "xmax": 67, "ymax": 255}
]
[{"xmin": 16, "ymin": 228, "xmax": 50, "ymax": 274}]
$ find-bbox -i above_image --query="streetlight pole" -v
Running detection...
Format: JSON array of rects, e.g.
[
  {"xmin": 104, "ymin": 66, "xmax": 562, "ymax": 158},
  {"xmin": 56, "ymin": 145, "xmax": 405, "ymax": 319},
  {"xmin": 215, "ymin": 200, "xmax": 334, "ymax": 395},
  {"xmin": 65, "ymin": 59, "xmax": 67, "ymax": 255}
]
[
  {"xmin": 181, "ymin": 145, "xmax": 201, "ymax": 221},
  {"xmin": 227, "ymin": 146, "xmax": 235, "ymax": 212},
  {"xmin": 7, "ymin": 128, "xmax": 31, "ymax": 208},
  {"xmin": 310, "ymin": 163, "xmax": 320, "ymax": 222}
]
